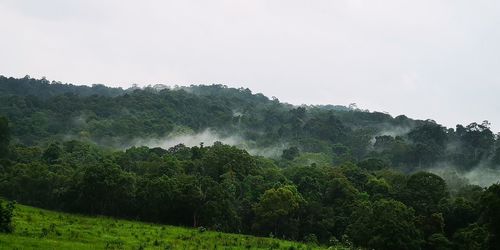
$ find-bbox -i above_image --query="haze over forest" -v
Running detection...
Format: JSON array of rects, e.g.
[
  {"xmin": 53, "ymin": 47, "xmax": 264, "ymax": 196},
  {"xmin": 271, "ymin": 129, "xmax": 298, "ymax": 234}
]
[{"xmin": 1, "ymin": 75, "xmax": 499, "ymax": 188}]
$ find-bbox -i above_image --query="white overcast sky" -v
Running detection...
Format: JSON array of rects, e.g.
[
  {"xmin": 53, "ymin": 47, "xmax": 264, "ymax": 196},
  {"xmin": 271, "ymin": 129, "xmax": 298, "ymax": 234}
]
[{"xmin": 1, "ymin": 0, "xmax": 499, "ymax": 132}]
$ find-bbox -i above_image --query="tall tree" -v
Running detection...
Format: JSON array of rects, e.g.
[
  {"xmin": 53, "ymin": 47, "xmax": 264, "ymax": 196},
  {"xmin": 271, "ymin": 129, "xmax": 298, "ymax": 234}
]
[
  {"xmin": 480, "ymin": 184, "xmax": 500, "ymax": 249},
  {"xmin": 405, "ymin": 172, "xmax": 449, "ymax": 215},
  {"xmin": 347, "ymin": 199, "xmax": 423, "ymax": 250},
  {"xmin": 253, "ymin": 185, "xmax": 304, "ymax": 237},
  {"xmin": 0, "ymin": 116, "xmax": 9, "ymax": 158}
]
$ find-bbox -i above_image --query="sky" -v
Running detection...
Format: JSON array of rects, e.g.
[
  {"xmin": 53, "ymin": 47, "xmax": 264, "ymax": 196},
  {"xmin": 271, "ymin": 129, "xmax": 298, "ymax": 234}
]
[{"xmin": 1, "ymin": 0, "xmax": 499, "ymax": 132}]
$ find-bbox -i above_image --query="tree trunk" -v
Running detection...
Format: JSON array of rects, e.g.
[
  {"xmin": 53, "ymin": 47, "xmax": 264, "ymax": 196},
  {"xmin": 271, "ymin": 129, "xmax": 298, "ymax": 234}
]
[{"xmin": 193, "ymin": 211, "xmax": 197, "ymax": 228}]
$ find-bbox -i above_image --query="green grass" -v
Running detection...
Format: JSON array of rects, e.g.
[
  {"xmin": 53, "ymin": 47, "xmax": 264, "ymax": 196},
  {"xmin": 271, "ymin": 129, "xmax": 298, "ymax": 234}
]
[{"xmin": 0, "ymin": 204, "xmax": 336, "ymax": 250}]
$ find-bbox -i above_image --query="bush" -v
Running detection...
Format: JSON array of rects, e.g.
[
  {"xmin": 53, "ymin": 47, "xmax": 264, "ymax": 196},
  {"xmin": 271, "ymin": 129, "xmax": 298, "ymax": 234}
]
[
  {"xmin": 0, "ymin": 200, "xmax": 15, "ymax": 233},
  {"xmin": 303, "ymin": 234, "xmax": 318, "ymax": 245},
  {"xmin": 198, "ymin": 226, "xmax": 206, "ymax": 233}
]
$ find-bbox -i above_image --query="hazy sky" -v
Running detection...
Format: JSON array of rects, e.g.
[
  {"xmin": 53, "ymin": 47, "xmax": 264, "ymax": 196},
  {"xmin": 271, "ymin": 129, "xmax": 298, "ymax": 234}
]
[{"xmin": 1, "ymin": 0, "xmax": 499, "ymax": 132}]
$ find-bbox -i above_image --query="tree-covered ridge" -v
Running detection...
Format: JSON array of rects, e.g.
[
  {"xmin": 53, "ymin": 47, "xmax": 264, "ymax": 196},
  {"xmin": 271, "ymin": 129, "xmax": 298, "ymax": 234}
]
[
  {"xmin": 1, "ymin": 75, "xmax": 500, "ymax": 249},
  {"xmin": 1, "ymin": 75, "xmax": 499, "ymax": 172},
  {"xmin": 0, "ymin": 75, "xmax": 125, "ymax": 99}
]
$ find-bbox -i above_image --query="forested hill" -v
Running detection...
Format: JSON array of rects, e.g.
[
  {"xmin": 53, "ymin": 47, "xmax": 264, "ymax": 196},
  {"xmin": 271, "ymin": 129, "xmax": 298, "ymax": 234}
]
[
  {"xmin": 2, "ymin": 75, "xmax": 500, "ymax": 249},
  {"xmin": 1, "ymin": 75, "xmax": 499, "ymax": 173}
]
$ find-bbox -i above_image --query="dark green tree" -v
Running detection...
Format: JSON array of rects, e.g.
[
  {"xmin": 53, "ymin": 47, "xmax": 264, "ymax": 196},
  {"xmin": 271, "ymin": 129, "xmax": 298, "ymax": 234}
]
[
  {"xmin": 441, "ymin": 197, "xmax": 480, "ymax": 237},
  {"xmin": 452, "ymin": 224, "xmax": 489, "ymax": 250},
  {"xmin": 427, "ymin": 233, "xmax": 452, "ymax": 250},
  {"xmin": 0, "ymin": 116, "xmax": 9, "ymax": 158},
  {"xmin": 281, "ymin": 146, "xmax": 300, "ymax": 161},
  {"xmin": 253, "ymin": 185, "xmax": 304, "ymax": 238},
  {"xmin": 405, "ymin": 172, "xmax": 449, "ymax": 215},
  {"xmin": 0, "ymin": 200, "xmax": 15, "ymax": 233},
  {"xmin": 42, "ymin": 143, "xmax": 62, "ymax": 164},
  {"xmin": 75, "ymin": 162, "xmax": 136, "ymax": 216},
  {"xmin": 479, "ymin": 184, "xmax": 500, "ymax": 249},
  {"xmin": 347, "ymin": 199, "xmax": 423, "ymax": 250}
]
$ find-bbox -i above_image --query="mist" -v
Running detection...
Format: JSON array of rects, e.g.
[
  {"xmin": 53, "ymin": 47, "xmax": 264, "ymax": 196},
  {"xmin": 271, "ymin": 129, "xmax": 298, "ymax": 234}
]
[
  {"xmin": 427, "ymin": 163, "xmax": 500, "ymax": 188},
  {"xmin": 131, "ymin": 128, "xmax": 287, "ymax": 159},
  {"xmin": 376, "ymin": 125, "xmax": 412, "ymax": 138},
  {"xmin": 130, "ymin": 127, "xmax": 500, "ymax": 187},
  {"xmin": 463, "ymin": 166, "xmax": 500, "ymax": 187},
  {"xmin": 132, "ymin": 129, "xmax": 242, "ymax": 149}
]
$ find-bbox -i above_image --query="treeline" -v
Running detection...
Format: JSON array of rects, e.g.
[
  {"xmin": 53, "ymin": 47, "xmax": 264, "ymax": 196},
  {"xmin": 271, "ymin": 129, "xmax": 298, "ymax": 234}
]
[
  {"xmin": 1, "ymin": 76, "xmax": 499, "ymax": 173},
  {"xmin": 0, "ymin": 118, "xmax": 499, "ymax": 250},
  {"xmin": 0, "ymin": 75, "xmax": 124, "ymax": 99}
]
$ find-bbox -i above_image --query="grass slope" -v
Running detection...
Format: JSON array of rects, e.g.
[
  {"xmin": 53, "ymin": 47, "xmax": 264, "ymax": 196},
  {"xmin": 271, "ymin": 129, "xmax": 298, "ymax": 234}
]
[{"xmin": 0, "ymin": 204, "xmax": 334, "ymax": 250}]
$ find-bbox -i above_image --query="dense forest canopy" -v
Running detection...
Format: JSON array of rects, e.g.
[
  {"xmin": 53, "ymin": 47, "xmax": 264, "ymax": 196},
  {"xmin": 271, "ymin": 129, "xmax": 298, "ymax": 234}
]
[
  {"xmin": 1, "ymin": 76, "xmax": 499, "ymax": 175},
  {"xmin": 1, "ymin": 75, "xmax": 500, "ymax": 249}
]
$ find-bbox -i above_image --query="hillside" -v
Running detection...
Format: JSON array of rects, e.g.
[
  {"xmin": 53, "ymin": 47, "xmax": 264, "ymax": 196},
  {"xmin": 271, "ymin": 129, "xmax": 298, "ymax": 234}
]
[
  {"xmin": 1, "ymin": 76, "xmax": 499, "ymax": 174},
  {"xmin": 1, "ymin": 75, "xmax": 499, "ymax": 250},
  {"xmin": 0, "ymin": 204, "xmax": 332, "ymax": 250}
]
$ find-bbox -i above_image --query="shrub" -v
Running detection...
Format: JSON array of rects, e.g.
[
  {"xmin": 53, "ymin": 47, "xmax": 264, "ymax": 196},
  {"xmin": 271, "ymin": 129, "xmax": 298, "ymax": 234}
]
[
  {"xmin": 0, "ymin": 200, "xmax": 15, "ymax": 233},
  {"xmin": 303, "ymin": 234, "xmax": 318, "ymax": 245}
]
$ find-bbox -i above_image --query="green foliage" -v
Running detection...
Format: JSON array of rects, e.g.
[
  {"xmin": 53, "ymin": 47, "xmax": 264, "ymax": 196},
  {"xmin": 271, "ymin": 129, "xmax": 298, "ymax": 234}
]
[
  {"xmin": 347, "ymin": 199, "xmax": 423, "ymax": 250},
  {"xmin": 452, "ymin": 122, "xmax": 496, "ymax": 169},
  {"xmin": 0, "ymin": 137, "xmax": 494, "ymax": 249},
  {"xmin": 42, "ymin": 142, "xmax": 62, "ymax": 164},
  {"xmin": 408, "ymin": 123, "xmax": 448, "ymax": 166},
  {"xmin": 479, "ymin": 184, "xmax": 500, "ymax": 248},
  {"xmin": 404, "ymin": 172, "xmax": 449, "ymax": 215},
  {"xmin": 253, "ymin": 185, "xmax": 304, "ymax": 237},
  {"xmin": 427, "ymin": 233, "xmax": 452, "ymax": 250},
  {"xmin": 0, "ymin": 116, "xmax": 9, "ymax": 158},
  {"xmin": 452, "ymin": 224, "xmax": 489, "ymax": 250},
  {"xmin": 365, "ymin": 176, "xmax": 391, "ymax": 199},
  {"xmin": 0, "ymin": 200, "xmax": 15, "ymax": 233},
  {"xmin": 2, "ymin": 76, "xmax": 500, "ymax": 171},
  {"xmin": 0, "ymin": 76, "xmax": 499, "ymax": 249},
  {"xmin": 282, "ymin": 147, "xmax": 300, "ymax": 161},
  {"xmin": 440, "ymin": 197, "xmax": 480, "ymax": 237},
  {"xmin": 76, "ymin": 162, "xmax": 136, "ymax": 216},
  {"xmin": 358, "ymin": 158, "xmax": 388, "ymax": 171}
]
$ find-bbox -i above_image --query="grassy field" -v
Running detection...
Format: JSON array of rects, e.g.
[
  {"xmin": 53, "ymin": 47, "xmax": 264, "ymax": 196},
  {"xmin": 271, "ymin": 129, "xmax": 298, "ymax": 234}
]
[{"xmin": 0, "ymin": 204, "xmax": 338, "ymax": 250}]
